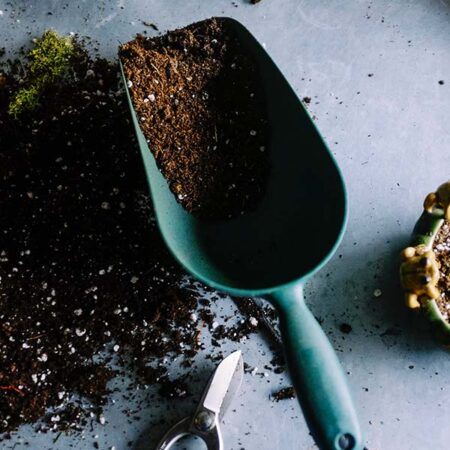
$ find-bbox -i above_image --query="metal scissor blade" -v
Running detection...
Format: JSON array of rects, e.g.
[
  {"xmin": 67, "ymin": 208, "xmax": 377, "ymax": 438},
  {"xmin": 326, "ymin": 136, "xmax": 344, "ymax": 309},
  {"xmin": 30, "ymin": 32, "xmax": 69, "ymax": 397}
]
[{"xmin": 201, "ymin": 350, "xmax": 243, "ymax": 417}]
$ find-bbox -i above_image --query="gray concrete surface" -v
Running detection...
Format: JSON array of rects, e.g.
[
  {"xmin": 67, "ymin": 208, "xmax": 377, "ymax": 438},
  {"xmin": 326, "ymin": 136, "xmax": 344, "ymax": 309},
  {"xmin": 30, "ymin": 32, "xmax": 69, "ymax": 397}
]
[{"xmin": 1, "ymin": 0, "xmax": 450, "ymax": 449}]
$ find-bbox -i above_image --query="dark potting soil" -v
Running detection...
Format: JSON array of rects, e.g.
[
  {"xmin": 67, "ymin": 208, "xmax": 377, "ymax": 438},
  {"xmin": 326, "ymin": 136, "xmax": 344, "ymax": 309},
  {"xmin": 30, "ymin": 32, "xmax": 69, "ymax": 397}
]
[
  {"xmin": 432, "ymin": 221, "xmax": 450, "ymax": 321},
  {"xmin": 0, "ymin": 37, "xmax": 275, "ymax": 438},
  {"xmin": 119, "ymin": 17, "xmax": 269, "ymax": 220}
]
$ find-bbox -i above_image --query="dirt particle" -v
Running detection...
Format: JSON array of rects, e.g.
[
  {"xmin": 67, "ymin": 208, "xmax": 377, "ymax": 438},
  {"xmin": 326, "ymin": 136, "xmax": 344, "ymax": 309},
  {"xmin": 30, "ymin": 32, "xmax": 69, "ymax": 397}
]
[
  {"xmin": 339, "ymin": 323, "xmax": 352, "ymax": 334},
  {"xmin": 272, "ymin": 386, "xmax": 296, "ymax": 401},
  {"xmin": 142, "ymin": 21, "xmax": 159, "ymax": 31}
]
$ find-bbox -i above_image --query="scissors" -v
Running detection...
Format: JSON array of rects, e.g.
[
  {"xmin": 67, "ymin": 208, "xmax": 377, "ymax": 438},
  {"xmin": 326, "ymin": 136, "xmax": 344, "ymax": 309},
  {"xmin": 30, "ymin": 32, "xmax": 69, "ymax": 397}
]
[{"xmin": 155, "ymin": 350, "xmax": 244, "ymax": 450}]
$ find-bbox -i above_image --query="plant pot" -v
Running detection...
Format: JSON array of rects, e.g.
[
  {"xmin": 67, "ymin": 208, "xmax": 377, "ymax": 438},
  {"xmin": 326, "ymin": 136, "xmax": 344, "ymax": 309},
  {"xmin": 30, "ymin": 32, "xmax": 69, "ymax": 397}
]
[{"xmin": 400, "ymin": 182, "xmax": 450, "ymax": 344}]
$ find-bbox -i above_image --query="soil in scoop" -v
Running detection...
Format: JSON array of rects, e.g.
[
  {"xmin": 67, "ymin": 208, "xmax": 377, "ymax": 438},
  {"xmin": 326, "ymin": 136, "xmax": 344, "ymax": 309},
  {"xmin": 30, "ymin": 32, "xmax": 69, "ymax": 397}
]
[
  {"xmin": 119, "ymin": 17, "xmax": 269, "ymax": 220},
  {"xmin": 433, "ymin": 221, "xmax": 450, "ymax": 320}
]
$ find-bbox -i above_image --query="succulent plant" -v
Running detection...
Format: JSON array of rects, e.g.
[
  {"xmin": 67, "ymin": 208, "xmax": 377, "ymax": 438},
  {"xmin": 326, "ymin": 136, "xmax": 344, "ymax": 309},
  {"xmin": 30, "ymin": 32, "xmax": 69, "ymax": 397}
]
[{"xmin": 400, "ymin": 182, "xmax": 450, "ymax": 345}]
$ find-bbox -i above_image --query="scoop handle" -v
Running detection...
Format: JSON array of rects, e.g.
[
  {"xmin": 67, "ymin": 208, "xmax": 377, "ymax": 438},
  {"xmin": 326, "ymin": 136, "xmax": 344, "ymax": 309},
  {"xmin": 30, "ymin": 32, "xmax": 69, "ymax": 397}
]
[{"xmin": 268, "ymin": 284, "xmax": 362, "ymax": 450}]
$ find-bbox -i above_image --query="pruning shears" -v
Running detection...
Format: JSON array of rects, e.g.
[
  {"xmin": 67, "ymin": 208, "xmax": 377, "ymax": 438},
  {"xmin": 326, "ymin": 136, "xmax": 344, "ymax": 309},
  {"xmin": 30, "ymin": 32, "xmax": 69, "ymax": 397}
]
[{"xmin": 155, "ymin": 350, "xmax": 244, "ymax": 450}]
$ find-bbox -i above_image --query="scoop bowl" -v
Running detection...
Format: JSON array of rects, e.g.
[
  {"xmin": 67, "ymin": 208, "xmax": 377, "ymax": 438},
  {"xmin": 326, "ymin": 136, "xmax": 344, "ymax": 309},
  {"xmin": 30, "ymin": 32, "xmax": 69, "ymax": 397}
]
[{"xmin": 120, "ymin": 17, "xmax": 362, "ymax": 450}]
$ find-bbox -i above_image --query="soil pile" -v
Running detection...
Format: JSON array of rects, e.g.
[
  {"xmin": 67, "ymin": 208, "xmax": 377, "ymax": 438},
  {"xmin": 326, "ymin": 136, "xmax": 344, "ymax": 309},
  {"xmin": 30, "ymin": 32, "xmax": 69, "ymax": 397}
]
[{"xmin": 0, "ymin": 37, "xmax": 210, "ymax": 436}]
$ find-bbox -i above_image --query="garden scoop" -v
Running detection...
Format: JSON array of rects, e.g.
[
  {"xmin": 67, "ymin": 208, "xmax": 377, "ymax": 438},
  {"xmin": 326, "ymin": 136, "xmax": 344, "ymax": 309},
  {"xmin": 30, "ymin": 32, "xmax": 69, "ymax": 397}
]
[{"xmin": 120, "ymin": 17, "xmax": 362, "ymax": 450}]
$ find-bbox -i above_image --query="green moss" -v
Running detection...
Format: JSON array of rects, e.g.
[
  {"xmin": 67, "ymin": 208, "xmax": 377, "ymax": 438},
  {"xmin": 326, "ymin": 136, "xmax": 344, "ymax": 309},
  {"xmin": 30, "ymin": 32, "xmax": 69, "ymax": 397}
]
[
  {"xmin": 8, "ymin": 85, "xmax": 40, "ymax": 118},
  {"xmin": 8, "ymin": 30, "xmax": 74, "ymax": 118}
]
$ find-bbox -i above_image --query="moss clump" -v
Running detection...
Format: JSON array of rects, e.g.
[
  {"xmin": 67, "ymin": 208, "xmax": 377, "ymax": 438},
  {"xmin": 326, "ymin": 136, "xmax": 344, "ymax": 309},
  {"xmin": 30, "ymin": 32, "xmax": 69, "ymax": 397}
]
[
  {"xmin": 8, "ymin": 85, "xmax": 40, "ymax": 118},
  {"xmin": 8, "ymin": 30, "xmax": 74, "ymax": 118}
]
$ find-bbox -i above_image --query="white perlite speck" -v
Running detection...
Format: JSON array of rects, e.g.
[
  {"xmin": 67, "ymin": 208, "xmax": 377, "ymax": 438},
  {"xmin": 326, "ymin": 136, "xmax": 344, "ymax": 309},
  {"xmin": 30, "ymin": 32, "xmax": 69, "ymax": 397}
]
[
  {"xmin": 75, "ymin": 328, "xmax": 86, "ymax": 337},
  {"xmin": 99, "ymin": 414, "xmax": 106, "ymax": 425},
  {"xmin": 127, "ymin": 80, "xmax": 133, "ymax": 88},
  {"xmin": 148, "ymin": 94, "xmax": 156, "ymax": 102},
  {"xmin": 74, "ymin": 308, "xmax": 83, "ymax": 316},
  {"xmin": 249, "ymin": 317, "xmax": 258, "ymax": 327},
  {"xmin": 101, "ymin": 201, "xmax": 111, "ymax": 210},
  {"xmin": 113, "ymin": 344, "xmax": 120, "ymax": 352},
  {"xmin": 211, "ymin": 321, "xmax": 219, "ymax": 330},
  {"xmin": 38, "ymin": 353, "xmax": 48, "ymax": 362},
  {"xmin": 130, "ymin": 276, "xmax": 139, "ymax": 284},
  {"xmin": 373, "ymin": 289, "xmax": 382, "ymax": 298}
]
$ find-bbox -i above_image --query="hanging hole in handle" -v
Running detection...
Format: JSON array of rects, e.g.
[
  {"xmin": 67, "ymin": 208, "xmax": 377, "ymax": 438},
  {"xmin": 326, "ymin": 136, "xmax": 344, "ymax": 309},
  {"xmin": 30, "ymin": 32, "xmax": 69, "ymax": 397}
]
[{"xmin": 337, "ymin": 433, "xmax": 356, "ymax": 450}]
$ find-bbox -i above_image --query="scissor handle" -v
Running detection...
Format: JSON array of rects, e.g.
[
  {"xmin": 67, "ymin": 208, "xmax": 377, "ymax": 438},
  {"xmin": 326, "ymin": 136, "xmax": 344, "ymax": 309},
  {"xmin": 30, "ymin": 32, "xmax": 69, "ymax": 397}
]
[{"xmin": 154, "ymin": 415, "xmax": 223, "ymax": 450}]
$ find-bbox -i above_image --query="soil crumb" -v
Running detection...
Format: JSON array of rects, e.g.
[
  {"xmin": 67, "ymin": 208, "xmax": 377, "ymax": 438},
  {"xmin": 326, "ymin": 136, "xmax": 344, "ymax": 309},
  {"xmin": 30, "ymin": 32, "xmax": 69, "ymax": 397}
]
[{"xmin": 272, "ymin": 386, "xmax": 296, "ymax": 401}]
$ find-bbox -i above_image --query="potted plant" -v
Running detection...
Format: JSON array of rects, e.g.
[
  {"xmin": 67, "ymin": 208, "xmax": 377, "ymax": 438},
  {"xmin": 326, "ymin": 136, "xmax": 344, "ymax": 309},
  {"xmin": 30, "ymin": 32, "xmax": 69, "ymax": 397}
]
[{"xmin": 400, "ymin": 181, "xmax": 450, "ymax": 344}]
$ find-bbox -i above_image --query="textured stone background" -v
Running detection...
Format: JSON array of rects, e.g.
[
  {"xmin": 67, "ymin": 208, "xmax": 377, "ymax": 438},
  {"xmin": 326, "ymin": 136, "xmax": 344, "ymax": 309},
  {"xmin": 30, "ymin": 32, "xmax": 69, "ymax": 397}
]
[{"xmin": 1, "ymin": 1, "xmax": 450, "ymax": 449}]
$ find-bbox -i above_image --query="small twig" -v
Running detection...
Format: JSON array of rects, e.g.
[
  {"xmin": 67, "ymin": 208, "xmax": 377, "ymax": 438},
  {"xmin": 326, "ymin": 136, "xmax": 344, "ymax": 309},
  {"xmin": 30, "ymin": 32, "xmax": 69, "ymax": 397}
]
[
  {"xmin": 149, "ymin": 61, "xmax": 162, "ymax": 77},
  {"xmin": 171, "ymin": 59, "xmax": 179, "ymax": 74},
  {"xmin": 0, "ymin": 385, "xmax": 25, "ymax": 396},
  {"xmin": 28, "ymin": 333, "xmax": 47, "ymax": 340},
  {"xmin": 193, "ymin": 329, "xmax": 202, "ymax": 348}
]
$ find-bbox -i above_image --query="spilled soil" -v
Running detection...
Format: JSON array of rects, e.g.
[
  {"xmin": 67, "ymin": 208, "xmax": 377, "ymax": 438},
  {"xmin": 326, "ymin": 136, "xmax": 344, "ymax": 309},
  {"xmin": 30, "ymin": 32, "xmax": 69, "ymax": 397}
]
[{"xmin": 0, "ymin": 37, "xmax": 278, "ymax": 439}]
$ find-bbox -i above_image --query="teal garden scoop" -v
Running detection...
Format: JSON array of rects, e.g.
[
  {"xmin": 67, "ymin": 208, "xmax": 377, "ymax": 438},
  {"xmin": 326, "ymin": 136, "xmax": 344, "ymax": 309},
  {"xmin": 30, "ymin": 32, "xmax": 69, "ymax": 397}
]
[{"xmin": 120, "ymin": 18, "xmax": 362, "ymax": 450}]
